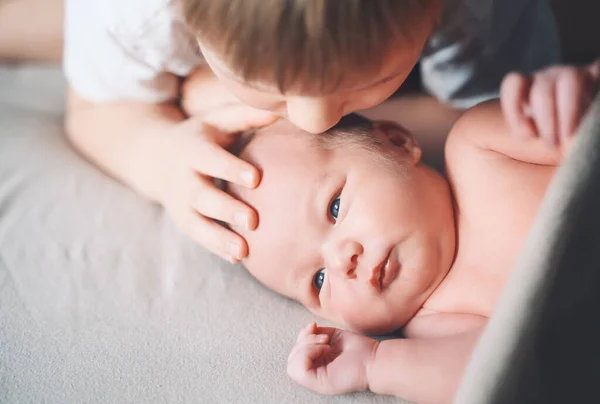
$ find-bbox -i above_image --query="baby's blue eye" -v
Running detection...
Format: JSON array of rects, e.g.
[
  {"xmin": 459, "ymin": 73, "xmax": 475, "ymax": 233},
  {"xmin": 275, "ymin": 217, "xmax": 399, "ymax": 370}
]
[
  {"xmin": 329, "ymin": 196, "xmax": 340, "ymax": 221},
  {"xmin": 313, "ymin": 268, "xmax": 326, "ymax": 290}
]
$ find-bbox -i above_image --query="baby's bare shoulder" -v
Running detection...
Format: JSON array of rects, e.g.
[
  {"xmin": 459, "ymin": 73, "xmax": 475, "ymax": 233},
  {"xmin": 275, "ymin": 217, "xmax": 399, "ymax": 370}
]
[
  {"xmin": 444, "ymin": 101, "xmax": 510, "ymax": 210},
  {"xmin": 445, "ymin": 100, "xmax": 506, "ymax": 168}
]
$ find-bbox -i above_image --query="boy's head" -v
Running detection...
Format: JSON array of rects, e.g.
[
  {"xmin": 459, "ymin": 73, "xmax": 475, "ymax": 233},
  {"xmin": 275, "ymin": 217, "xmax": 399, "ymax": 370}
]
[
  {"xmin": 228, "ymin": 115, "xmax": 456, "ymax": 334},
  {"xmin": 183, "ymin": 0, "xmax": 443, "ymax": 134}
]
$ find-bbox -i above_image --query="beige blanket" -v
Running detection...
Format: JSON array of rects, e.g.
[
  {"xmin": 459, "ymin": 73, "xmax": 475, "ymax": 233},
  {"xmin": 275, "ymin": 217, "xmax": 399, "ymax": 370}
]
[{"xmin": 0, "ymin": 65, "xmax": 400, "ymax": 403}]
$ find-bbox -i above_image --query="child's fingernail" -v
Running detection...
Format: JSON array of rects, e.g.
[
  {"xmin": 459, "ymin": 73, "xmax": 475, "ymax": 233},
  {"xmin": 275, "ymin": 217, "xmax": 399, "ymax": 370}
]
[
  {"xmin": 242, "ymin": 171, "xmax": 255, "ymax": 186},
  {"xmin": 317, "ymin": 335, "xmax": 328, "ymax": 343},
  {"xmin": 227, "ymin": 241, "xmax": 241, "ymax": 258},
  {"xmin": 234, "ymin": 211, "xmax": 249, "ymax": 228}
]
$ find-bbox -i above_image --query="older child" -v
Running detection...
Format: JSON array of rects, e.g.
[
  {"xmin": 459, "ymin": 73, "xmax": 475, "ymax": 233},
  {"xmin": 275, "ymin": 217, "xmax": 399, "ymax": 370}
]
[
  {"xmin": 0, "ymin": 0, "xmax": 558, "ymax": 261},
  {"xmin": 56, "ymin": 0, "xmax": 561, "ymax": 264},
  {"xmin": 226, "ymin": 60, "xmax": 600, "ymax": 404}
]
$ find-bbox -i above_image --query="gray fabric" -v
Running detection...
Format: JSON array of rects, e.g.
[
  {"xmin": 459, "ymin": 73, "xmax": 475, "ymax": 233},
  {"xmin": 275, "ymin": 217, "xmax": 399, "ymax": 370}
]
[
  {"xmin": 456, "ymin": 91, "xmax": 600, "ymax": 403},
  {"xmin": 0, "ymin": 65, "xmax": 403, "ymax": 404},
  {"xmin": 421, "ymin": 0, "xmax": 560, "ymax": 108}
]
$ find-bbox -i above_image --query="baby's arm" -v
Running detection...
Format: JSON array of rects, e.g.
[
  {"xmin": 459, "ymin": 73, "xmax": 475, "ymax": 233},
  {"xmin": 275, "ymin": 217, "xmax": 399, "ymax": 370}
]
[
  {"xmin": 368, "ymin": 327, "xmax": 483, "ymax": 404},
  {"xmin": 288, "ymin": 314, "xmax": 485, "ymax": 404},
  {"xmin": 448, "ymin": 100, "xmax": 565, "ymax": 166}
]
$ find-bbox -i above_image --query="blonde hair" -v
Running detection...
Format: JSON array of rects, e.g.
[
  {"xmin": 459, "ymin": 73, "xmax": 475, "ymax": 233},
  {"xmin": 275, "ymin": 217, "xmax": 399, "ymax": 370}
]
[{"xmin": 183, "ymin": 0, "xmax": 441, "ymax": 94}]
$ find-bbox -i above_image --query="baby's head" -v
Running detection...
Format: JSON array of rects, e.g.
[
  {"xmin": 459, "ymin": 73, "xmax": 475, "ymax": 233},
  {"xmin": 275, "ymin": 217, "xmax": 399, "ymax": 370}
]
[
  {"xmin": 229, "ymin": 115, "xmax": 456, "ymax": 334},
  {"xmin": 182, "ymin": 0, "xmax": 442, "ymax": 133}
]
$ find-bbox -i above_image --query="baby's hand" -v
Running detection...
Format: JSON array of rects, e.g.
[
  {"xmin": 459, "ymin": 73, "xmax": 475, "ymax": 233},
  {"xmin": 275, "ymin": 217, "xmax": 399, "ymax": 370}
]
[
  {"xmin": 155, "ymin": 104, "xmax": 278, "ymax": 262},
  {"xmin": 501, "ymin": 59, "xmax": 600, "ymax": 147},
  {"xmin": 287, "ymin": 322, "xmax": 379, "ymax": 396}
]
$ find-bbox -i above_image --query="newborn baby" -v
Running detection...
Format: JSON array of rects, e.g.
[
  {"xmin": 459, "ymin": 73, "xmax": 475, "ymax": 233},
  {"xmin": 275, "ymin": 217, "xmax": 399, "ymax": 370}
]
[{"xmin": 227, "ymin": 74, "xmax": 595, "ymax": 402}]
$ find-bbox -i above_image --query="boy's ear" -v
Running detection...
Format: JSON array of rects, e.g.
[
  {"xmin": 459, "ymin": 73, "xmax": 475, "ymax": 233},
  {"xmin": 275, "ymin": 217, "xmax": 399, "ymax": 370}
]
[{"xmin": 374, "ymin": 121, "xmax": 422, "ymax": 164}]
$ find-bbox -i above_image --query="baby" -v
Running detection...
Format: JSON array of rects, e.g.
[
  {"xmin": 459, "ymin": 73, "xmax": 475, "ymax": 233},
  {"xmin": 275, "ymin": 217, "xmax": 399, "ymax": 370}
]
[{"xmin": 227, "ymin": 67, "xmax": 600, "ymax": 403}]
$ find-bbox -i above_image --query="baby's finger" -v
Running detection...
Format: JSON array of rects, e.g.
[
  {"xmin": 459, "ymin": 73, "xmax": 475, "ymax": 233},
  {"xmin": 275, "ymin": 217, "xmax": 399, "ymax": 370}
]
[
  {"xmin": 294, "ymin": 333, "xmax": 330, "ymax": 348},
  {"xmin": 530, "ymin": 77, "xmax": 558, "ymax": 146},
  {"xmin": 202, "ymin": 104, "xmax": 280, "ymax": 135},
  {"xmin": 296, "ymin": 322, "xmax": 318, "ymax": 343},
  {"xmin": 288, "ymin": 342, "xmax": 332, "ymax": 379},
  {"xmin": 180, "ymin": 209, "xmax": 249, "ymax": 262},
  {"xmin": 500, "ymin": 72, "xmax": 536, "ymax": 137},
  {"xmin": 191, "ymin": 176, "xmax": 258, "ymax": 230},
  {"xmin": 190, "ymin": 140, "xmax": 260, "ymax": 188},
  {"xmin": 289, "ymin": 334, "xmax": 331, "ymax": 360},
  {"xmin": 556, "ymin": 69, "xmax": 586, "ymax": 141},
  {"xmin": 313, "ymin": 326, "xmax": 340, "ymax": 338}
]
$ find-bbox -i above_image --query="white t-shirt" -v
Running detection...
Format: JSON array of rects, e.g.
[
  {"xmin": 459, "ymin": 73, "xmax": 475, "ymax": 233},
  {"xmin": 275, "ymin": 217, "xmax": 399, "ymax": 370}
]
[{"xmin": 64, "ymin": 0, "xmax": 560, "ymax": 108}]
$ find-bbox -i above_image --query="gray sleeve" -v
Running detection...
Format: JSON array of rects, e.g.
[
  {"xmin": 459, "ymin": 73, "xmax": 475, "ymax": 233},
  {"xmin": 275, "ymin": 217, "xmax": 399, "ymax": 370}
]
[{"xmin": 420, "ymin": 0, "xmax": 560, "ymax": 109}]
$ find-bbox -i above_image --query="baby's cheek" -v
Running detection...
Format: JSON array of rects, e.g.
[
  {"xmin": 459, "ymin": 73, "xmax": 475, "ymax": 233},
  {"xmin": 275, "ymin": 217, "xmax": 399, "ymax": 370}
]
[{"xmin": 323, "ymin": 293, "xmax": 371, "ymax": 330}]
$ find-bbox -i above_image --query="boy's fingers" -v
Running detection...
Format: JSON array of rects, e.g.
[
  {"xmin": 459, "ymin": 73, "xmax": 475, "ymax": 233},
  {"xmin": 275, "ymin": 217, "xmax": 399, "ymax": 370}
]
[
  {"xmin": 500, "ymin": 72, "xmax": 536, "ymax": 137},
  {"xmin": 556, "ymin": 70, "xmax": 586, "ymax": 140},
  {"xmin": 587, "ymin": 58, "xmax": 600, "ymax": 80},
  {"xmin": 201, "ymin": 104, "xmax": 280, "ymax": 135},
  {"xmin": 191, "ymin": 177, "xmax": 258, "ymax": 230},
  {"xmin": 530, "ymin": 77, "xmax": 558, "ymax": 146},
  {"xmin": 180, "ymin": 210, "xmax": 249, "ymax": 261},
  {"xmin": 190, "ymin": 140, "xmax": 260, "ymax": 188}
]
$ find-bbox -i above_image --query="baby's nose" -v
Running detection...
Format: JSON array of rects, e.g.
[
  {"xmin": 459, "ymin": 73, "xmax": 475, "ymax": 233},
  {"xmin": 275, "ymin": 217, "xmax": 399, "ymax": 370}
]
[{"xmin": 324, "ymin": 239, "xmax": 363, "ymax": 279}]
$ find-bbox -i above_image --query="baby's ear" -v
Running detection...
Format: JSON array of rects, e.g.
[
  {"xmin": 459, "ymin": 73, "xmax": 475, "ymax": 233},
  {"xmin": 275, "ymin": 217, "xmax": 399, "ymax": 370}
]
[{"xmin": 374, "ymin": 121, "xmax": 422, "ymax": 164}]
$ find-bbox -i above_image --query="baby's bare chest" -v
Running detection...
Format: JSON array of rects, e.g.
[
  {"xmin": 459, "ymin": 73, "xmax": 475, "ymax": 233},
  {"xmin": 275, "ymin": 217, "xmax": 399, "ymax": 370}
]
[{"xmin": 432, "ymin": 157, "xmax": 557, "ymax": 316}]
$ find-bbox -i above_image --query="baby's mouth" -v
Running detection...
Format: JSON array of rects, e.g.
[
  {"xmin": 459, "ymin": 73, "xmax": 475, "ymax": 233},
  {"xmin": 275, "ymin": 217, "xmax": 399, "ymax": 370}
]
[{"xmin": 370, "ymin": 247, "xmax": 400, "ymax": 292}]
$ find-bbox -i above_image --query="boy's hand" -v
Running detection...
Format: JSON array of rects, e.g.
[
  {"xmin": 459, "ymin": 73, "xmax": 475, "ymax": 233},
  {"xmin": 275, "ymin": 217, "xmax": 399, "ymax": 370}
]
[
  {"xmin": 501, "ymin": 59, "xmax": 600, "ymax": 147},
  {"xmin": 155, "ymin": 104, "xmax": 278, "ymax": 262},
  {"xmin": 287, "ymin": 322, "xmax": 379, "ymax": 395}
]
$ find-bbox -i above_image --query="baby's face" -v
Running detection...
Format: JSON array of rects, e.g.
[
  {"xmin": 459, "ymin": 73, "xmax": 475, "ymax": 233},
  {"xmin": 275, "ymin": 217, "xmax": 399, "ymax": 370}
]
[{"xmin": 231, "ymin": 120, "xmax": 456, "ymax": 334}]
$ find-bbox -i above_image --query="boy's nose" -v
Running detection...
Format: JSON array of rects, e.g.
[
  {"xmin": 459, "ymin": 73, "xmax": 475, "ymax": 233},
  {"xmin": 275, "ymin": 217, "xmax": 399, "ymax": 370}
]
[
  {"xmin": 323, "ymin": 239, "xmax": 363, "ymax": 280},
  {"xmin": 286, "ymin": 97, "xmax": 344, "ymax": 133}
]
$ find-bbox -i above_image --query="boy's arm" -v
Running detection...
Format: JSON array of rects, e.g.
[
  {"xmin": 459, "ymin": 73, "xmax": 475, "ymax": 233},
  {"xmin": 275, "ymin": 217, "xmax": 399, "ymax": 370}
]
[
  {"xmin": 66, "ymin": 88, "xmax": 278, "ymax": 262},
  {"xmin": 65, "ymin": 88, "xmax": 184, "ymax": 202},
  {"xmin": 367, "ymin": 328, "xmax": 483, "ymax": 404}
]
